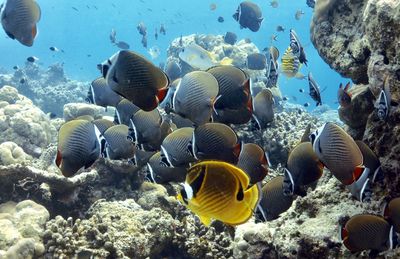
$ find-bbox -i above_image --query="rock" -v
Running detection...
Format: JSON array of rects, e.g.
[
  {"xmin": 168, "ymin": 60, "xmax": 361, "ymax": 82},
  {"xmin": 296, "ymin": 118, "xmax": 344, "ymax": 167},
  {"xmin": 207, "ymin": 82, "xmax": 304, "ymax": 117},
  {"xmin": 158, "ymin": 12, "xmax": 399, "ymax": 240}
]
[
  {"xmin": 0, "ymin": 142, "xmax": 32, "ymax": 166},
  {"xmin": 0, "ymin": 200, "xmax": 49, "ymax": 258},
  {"xmin": 63, "ymin": 103, "xmax": 105, "ymax": 121},
  {"xmin": 0, "ymin": 86, "xmax": 57, "ymax": 156}
]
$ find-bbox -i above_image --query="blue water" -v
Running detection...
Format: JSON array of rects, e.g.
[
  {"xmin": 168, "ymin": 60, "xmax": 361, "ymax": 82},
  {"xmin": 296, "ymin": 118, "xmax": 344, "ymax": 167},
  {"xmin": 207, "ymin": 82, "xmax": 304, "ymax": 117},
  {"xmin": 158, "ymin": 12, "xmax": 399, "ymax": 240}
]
[{"xmin": 0, "ymin": 0, "xmax": 346, "ymax": 108}]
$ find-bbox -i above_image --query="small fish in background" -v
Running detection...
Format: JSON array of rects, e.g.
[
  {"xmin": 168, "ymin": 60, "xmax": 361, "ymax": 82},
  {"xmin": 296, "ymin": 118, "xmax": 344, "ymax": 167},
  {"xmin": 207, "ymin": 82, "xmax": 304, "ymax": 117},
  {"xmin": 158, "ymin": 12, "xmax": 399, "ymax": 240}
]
[
  {"xmin": 48, "ymin": 112, "xmax": 57, "ymax": 119},
  {"xmin": 252, "ymin": 89, "xmax": 275, "ymax": 130},
  {"xmin": 148, "ymin": 46, "xmax": 160, "ymax": 59},
  {"xmin": 190, "ymin": 123, "xmax": 242, "ymax": 164},
  {"xmin": 246, "ymin": 53, "xmax": 267, "ymax": 70},
  {"xmin": 146, "ymin": 151, "xmax": 187, "ymax": 184},
  {"xmin": 114, "ymin": 41, "xmax": 130, "ymax": 50},
  {"xmin": 295, "ymin": 10, "xmax": 305, "ymax": 20},
  {"xmin": 224, "ymin": 31, "xmax": 237, "ymax": 45},
  {"xmin": 303, "ymin": 103, "xmax": 309, "ymax": 108},
  {"xmin": 306, "ymin": 0, "xmax": 315, "ymax": 8},
  {"xmin": 209, "ymin": 3, "xmax": 217, "ymax": 11},
  {"xmin": 13, "ymin": 65, "xmax": 19, "ymax": 70},
  {"xmin": 86, "ymin": 77, "xmax": 122, "ymax": 109},
  {"xmin": 276, "ymin": 25, "xmax": 285, "ymax": 32},
  {"xmin": 292, "ymin": 96, "xmax": 298, "ymax": 102},
  {"xmin": 217, "ymin": 16, "xmax": 224, "ymax": 23},
  {"xmin": 102, "ymin": 124, "xmax": 136, "ymax": 162},
  {"xmin": 176, "ymin": 160, "xmax": 260, "ymax": 226},
  {"xmin": 308, "ymin": 72, "xmax": 322, "ymax": 106},
  {"xmin": 237, "ymin": 143, "xmax": 270, "ymax": 185},
  {"xmin": 179, "ymin": 34, "xmax": 183, "ymax": 47},
  {"xmin": 232, "ymin": 1, "xmax": 263, "ymax": 32},
  {"xmin": 270, "ymin": 1, "xmax": 278, "ymax": 8},
  {"xmin": 98, "ymin": 50, "xmax": 169, "ymax": 112},
  {"xmin": 55, "ymin": 119, "xmax": 101, "ymax": 177},
  {"xmin": 282, "ymin": 96, "xmax": 288, "ymax": 101},
  {"xmin": 375, "ymin": 76, "xmax": 393, "ymax": 121},
  {"xmin": 283, "ymin": 142, "xmax": 323, "ymax": 196},
  {"xmin": 299, "ymin": 88, "xmax": 304, "ymax": 93},
  {"xmin": 19, "ymin": 77, "xmax": 26, "ymax": 84},
  {"xmin": 159, "ymin": 23, "xmax": 166, "ymax": 35},
  {"xmin": 71, "ymin": 6, "xmax": 79, "ymax": 12},
  {"xmin": 270, "ymin": 34, "xmax": 277, "ymax": 42},
  {"xmin": 26, "ymin": 56, "xmax": 38, "ymax": 62},
  {"xmin": 178, "ymin": 43, "xmax": 233, "ymax": 70},
  {"xmin": 49, "ymin": 46, "xmax": 62, "ymax": 52},
  {"xmin": 339, "ymin": 214, "xmax": 396, "ymax": 253},
  {"xmin": 383, "ymin": 197, "xmax": 400, "ymax": 233},
  {"xmin": 256, "ymin": 176, "xmax": 294, "ymax": 222},
  {"xmin": 172, "ymin": 71, "xmax": 219, "ymax": 125},
  {"xmin": 141, "ymin": 34, "xmax": 147, "ymax": 48},
  {"xmin": 137, "ymin": 21, "xmax": 147, "ymax": 36},
  {"xmin": 337, "ymin": 82, "xmax": 352, "ymax": 108},
  {"xmin": 290, "ymin": 29, "xmax": 308, "ymax": 65},
  {"xmin": 110, "ymin": 28, "xmax": 116, "ymax": 43},
  {"xmin": 154, "ymin": 27, "xmax": 158, "ymax": 40},
  {"xmin": 160, "ymin": 127, "xmax": 196, "ymax": 168},
  {"xmin": 0, "ymin": 0, "xmax": 41, "ymax": 46}
]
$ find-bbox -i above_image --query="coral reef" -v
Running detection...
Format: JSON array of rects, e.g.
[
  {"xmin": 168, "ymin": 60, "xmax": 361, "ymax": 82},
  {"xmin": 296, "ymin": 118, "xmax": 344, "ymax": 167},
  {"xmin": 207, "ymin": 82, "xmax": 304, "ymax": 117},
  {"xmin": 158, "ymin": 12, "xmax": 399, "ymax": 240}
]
[
  {"xmin": 0, "ymin": 200, "xmax": 49, "ymax": 258},
  {"xmin": 0, "ymin": 63, "xmax": 88, "ymax": 116},
  {"xmin": 311, "ymin": 0, "xmax": 400, "ymax": 197},
  {"xmin": 0, "ymin": 86, "xmax": 57, "ymax": 157},
  {"xmin": 63, "ymin": 103, "xmax": 105, "ymax": 121},
  {"xmin": 0, "ymin": 142, "xmax": 32, "ymax": 166}
]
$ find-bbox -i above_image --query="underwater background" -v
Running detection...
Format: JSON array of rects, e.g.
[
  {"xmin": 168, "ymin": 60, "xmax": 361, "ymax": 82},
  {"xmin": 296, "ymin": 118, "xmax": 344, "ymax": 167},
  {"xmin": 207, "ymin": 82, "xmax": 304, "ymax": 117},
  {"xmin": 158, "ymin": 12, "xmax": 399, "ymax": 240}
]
[{"xmin": 0, "ymin": 0, "xmax": 400, "ymax": 258}]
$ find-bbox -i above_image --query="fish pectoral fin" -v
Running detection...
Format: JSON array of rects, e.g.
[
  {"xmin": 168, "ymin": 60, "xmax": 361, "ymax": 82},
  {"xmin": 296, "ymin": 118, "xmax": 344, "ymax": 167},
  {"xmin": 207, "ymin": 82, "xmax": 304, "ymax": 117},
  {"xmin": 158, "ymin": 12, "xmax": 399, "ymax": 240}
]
[
  {"xmin": 198, "ymin": 215, "xmax": 212, "ymax": 227},
  {"xmin": 32, "ymin": 24, "xmax": 37, "ymax": 38}
]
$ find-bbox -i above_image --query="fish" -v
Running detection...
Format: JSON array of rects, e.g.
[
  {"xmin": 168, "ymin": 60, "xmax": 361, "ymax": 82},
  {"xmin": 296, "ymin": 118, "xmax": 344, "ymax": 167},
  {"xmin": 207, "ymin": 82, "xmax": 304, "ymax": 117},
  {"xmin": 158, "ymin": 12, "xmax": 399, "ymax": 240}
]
[
  {"xmin": 264, "ymin": 49, "xmax": 279, "ymax": 88},
  {"xmin": 176, "ymin": 160, "xmax": 260, "ymax": 226},
  {"xmin": 102, "ymin": 125, "xmax": 136, "ymax": 161},
  {"xmin": 115, "ymin": 41, "xmax": 130, "ymax": 50},
  {"xmin": 159, "ymin": 78, "xmax": 180, "ymax": 112},
  {"xmin": 309, "ymin": 123, "xmax": 365, "ymax": 186},
  {"xmin": 383, "ymin": 197, "xmax": 400, "ymax": 233},
  {"xmin": 86, "ymin": 77, "xmax": 122, "ymax": 108},
  {"xmin": 206, "ymin": 65, "xmax": 251, "ymax": 110},
  {"xmin": 283, "ymin": 142, "xmax": 323, "ymax": 196},
  {"xmin": 172, "ymin": 71, "xmax": 219, "ymax": 126},
  {"xmin": 71, "ymin": 7, "xmax": 78, "ymax": 12},
  {"xmin": 209, "ymin": 3, "xmax": 217, "ymax": 11},
  {"xmin": 308, "ymin": 72, "xmax": 322, "ymax": 106},
  {"xmin": 270, "ymin": 34, "xmax": 278, "ymax": 42},
  {"xmin": 256, "ymin": 176, "xmax": 294, "ymax": 221},
  {"xmin": 92, "ymin": 118, "xmax": 114, "ymax": 135},
  {"xmin": 280, "ymin": 47, "xmax": 302, "ymax": 78},
  {"xmin": 19, "ymin": 78, "xmax": 25, "ymax": 84},
  {"xmin": 133, "ymin": 148, "xmax": 156, "ymax": 167},
  {"xmin": 295, "ymin": 10, "xmax": 305, "ymax": 20},
  {"xmin": 178, "ymin": 43, "xmax": 233, "ymax": 70},
  {"xmin": 127, "ymin": 108, "xmax": 162, "ymax": 151},
  {"xmin": 26, "ymin": 56, "xmax": 38, "ymax": 62},
  {"xmin": 179, "ymin": 34, "xmax": 183, "ymax": 47},
  {"xmin": 375, "ymin": 76, "xmax": 391, "ymax": 121},
  {"xmin": 146, "ymin": 151, "xmax": 187, "ymax": 184},
  {"xmin": 338, "ymin": 82, "xmax": 352, "ymax": 108},
  {"xmin": 252, "ymin": 89, "xmax": 274, "ymax": 130},
  {"xmin": 137, "ymin": 21, "xmax": 147, "ymax": 36},
  {"xmin": 299, "ymin": 88, "xmax": 305, "ymax": 93},
  {"xmin": 56, "ymin": 119, "xmax": 101, "ymax": 177},
  {"xmin": 13, "ymin": 65, "xmax": 19, "ymax": 70},
  {"xmin": 237, "ymin": 143, "xmax": 269, "ymax": 185},
  {"xmin": 232, "ymin": 1, "xmax": 263, "ymax": 32},
  {"xmin": 270, "ymin": 1, "xmax": 278, "ymax": 8},
  {"xmin": 1, "ymin": 0, "xmax": 41, "ymax": 46},
  {"xmin": 340, "ymin": 214, "xmax": 395, "ymax": 252},
  {"xmin": 99, "ymin": 50, "xmax": 169, "ymax": 111},
  {"xmin": 276, "ymin": 25, "xmax": 285, "ymax": 32},
  {"xmin": 190, "ymin": 122, "xmax": 242, "ymax": 164},
  {"xmin": 303, "ymin": 102, "xmax": 310, "ymax": 107},
  {"xmin": 355, "ymin": 141, "xmax": 381, "ymax": 182},
  {"xmin": 164, "ymin": 60, "xmax": 181, "ymax": 82},
  {"xmin": 224, "ymin": 31, "xmax": 237, "ymax": 45},
  {"xmin": 109, "ymin": 28, "xmax": 116, "ymax": 43},
  {"xmin": 289, "ymin": 29, "xmax": 308, "ymax": 65},
  {"xmin": 114, "ymin": 98, "xmax": 140, "ymax": 126},
  {"xmin": 160, "ymin": 127, "xmax": 196, "ymax": 167},
  {"xmin": 159, "ymin": 24, "xmax": 166, "ymax": 35},
  {"xmin": 49, "ymin": 46, "xmax": 61, "ymax": 52},
  {"xmin": 217, "ymin": 16, "xmax": 224, "ymax": 23},
  {"xmin": 306, "ymin": 0, "xmax": 315, "ymax": 8},
  {"xmin": 141, "ymin": 34, "xmax": 147, "ymax": 48},
  {"xmin": 148, "ymin": 46, "xmax": 161, "ymax": 60},
  {"xmin": 212, "ymin": 105, "xmax": 253, "ymax": 125},
  {"xmin": 282, "ymin": 96, "xmax": 288, "ymax": 101},
  {"xmin": 154, "ymin": 28, "xmax": 158, "ymax": 40},
  {"xmin": 247, "ymin": 53, "xmax": 267, "ymax": 70}
]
